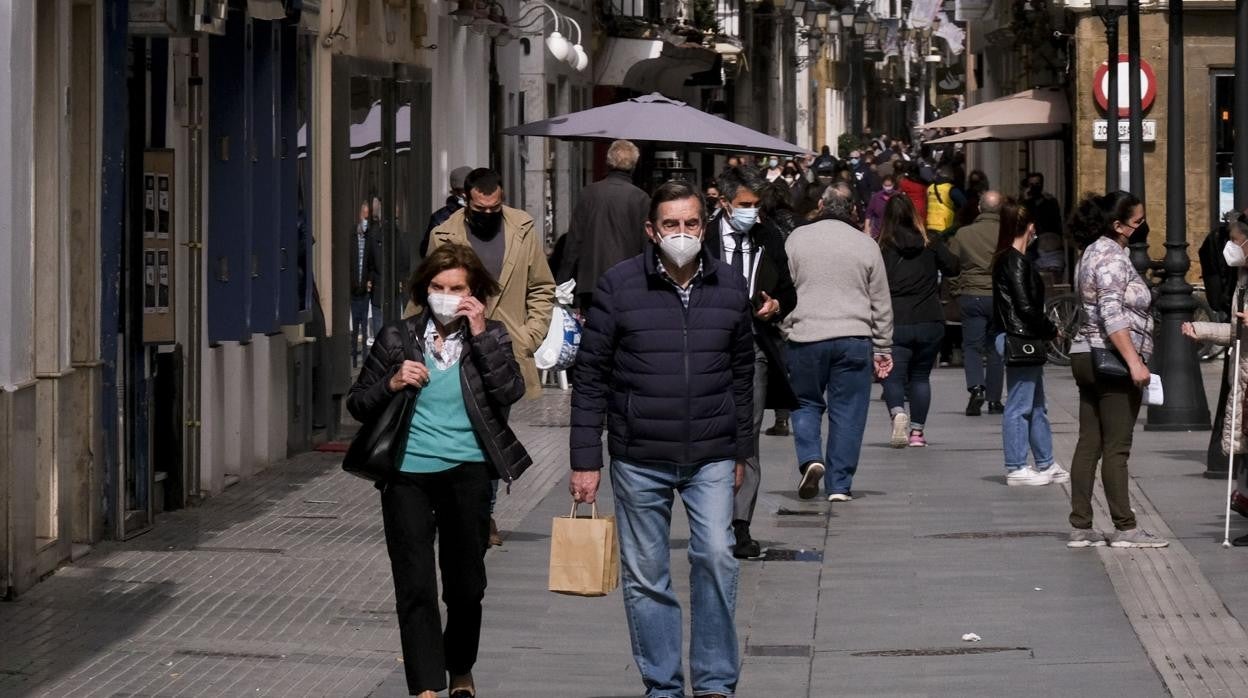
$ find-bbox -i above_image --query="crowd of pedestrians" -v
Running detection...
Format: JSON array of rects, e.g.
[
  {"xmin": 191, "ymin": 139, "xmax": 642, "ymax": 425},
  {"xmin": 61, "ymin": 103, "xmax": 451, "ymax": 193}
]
[{"xmin": 342, "ymin": 137, "xmax": 1248, "ymax": 697}]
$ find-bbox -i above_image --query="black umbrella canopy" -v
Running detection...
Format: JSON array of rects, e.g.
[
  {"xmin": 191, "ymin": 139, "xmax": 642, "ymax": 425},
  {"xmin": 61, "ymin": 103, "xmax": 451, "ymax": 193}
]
[{"xmin": 503, "ymin": 93, "xmax": 809, "ymax": 156}]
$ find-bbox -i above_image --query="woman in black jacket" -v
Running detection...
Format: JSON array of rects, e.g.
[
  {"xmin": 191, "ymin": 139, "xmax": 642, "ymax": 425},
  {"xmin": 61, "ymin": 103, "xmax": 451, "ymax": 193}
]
[
  {"xmin": 990, "ymin": 199, "xmax": 1062, "ymax": 487},
  {"xmin": 347, "ymin": 243, "xmax": 531, "ymax": 698},
  {"xmin": 879, "ymin": 194, "xmax": 961, "ymax": 448}
]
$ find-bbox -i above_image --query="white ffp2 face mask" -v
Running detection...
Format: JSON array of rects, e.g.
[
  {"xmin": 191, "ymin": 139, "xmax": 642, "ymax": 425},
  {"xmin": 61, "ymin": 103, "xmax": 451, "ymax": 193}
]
[
  {"xmin": 1225, "ymin": 240, "xmax": 1247, "ymax": 268},
  {"xmin": 427, "ymin": 293, "xmax": 465, "ymax": 325},
  {"xmin": 658, "ymin": 233, "xmax": 701, "ymax": 268}
]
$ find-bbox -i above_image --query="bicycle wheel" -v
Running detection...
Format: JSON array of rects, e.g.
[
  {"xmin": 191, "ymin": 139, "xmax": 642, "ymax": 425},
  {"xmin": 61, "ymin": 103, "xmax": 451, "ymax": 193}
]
[{"xmin": 1045, "ymin": 293, "xmax": 1080, "ymax": 366}]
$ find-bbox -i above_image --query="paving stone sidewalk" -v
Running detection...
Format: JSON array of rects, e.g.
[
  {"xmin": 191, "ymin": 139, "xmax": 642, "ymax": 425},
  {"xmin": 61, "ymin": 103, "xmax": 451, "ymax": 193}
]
[{"xmin": 3, "ymin": 365, "xmax": 1246, "ymax": 697}]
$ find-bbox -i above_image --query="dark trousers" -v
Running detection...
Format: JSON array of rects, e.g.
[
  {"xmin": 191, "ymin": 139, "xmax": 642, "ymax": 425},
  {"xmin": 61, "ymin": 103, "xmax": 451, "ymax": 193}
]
[
  {"xmin": 371, "ymin": 303, "xmax": 383, "ymax": 339},
  {"xmin": 380, "ymin": 463, "xmax": 492, "ymax": 694},
  {"xmin": 958, "ymin": 295, "xmax": 1004, "ymax": 401},
  {"xmin": 734, "ymin": 344, "xmax": 768, "ymax": 524},
  {"xmin": 882, "ymin": 322, "xmax": 945, "ymax": 429},
  {"xmin": 350, "ymin": 294, "xmax": 371, "ymax": 367},
  {"xmin": 1069, "ymin": 353, "xmax": 1142, "ymax": 531}
]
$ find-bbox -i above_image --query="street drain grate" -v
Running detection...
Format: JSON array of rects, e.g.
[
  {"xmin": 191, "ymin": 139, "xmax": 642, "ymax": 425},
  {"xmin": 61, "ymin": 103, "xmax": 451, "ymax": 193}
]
[
  {"xmin": 776, "ymin": 508, "xmax": 824, "ymax": 517},
  {"xmin": 192, "ymin": 545, "xmax": 284, "ymax": 554},
  {"xmin": 853, "ymin": 646, "xmax": 1031, "ymax": 657},
  {"xmin": 922, "ymin": 531, "xmax": 1065, "ymax": 540},
  {"xmin": 761, "ymin": 548, "xmax": 823, "ymax": 562},
  {"xmin": 777, "ymin": 519, "xmax": 826, "ymax": 528},
  {"xmin": 175, "ymin": 649, "xmax": 286, "ymax": 660},
  {"xmin": 747, "ymin": 644, "xmax": 812, "ymax": 657}
]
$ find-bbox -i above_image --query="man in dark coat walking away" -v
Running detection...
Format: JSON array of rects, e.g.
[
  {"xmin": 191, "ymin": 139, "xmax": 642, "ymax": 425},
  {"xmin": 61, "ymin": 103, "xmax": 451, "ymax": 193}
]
[
  {"xmin": 556, "ymin": 140, "xmax": 651, "ymax": 313},
  {"xmin": 569, "ymin": 180, "xmax": 753, "ymax": 698},
  {"xmin": 348, "ymin": 201, "xmax": 380, "ymax": 368},
  {"xmin": 705, "ymin": 167, "xmax": 799, "ymax": 559},
  {"xmin": 420, "ymin": 166, "xmax": 473, "ymax": 260}
]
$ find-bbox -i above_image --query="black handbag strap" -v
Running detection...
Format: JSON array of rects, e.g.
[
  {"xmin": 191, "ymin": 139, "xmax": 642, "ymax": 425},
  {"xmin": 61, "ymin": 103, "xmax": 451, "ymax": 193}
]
[{"xmin": 397, "ymin": 318, "xmax": 417, "ymax": 364}]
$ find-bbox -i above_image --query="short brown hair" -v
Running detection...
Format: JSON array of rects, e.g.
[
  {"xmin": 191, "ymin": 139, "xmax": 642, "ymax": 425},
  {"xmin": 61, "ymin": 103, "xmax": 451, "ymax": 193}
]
[{"xmin": 408, "ymin": 244, "xmax": 502, "ymax": 308}]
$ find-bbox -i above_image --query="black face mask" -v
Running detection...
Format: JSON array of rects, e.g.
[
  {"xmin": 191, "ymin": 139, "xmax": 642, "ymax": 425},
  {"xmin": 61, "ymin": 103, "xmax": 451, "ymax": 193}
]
[
  {"xmin": 1027, "ymin": 184, "xmax": 1043, "ymax": 198},
  {"xmin": 468, "ymin": 209, "xmax": 503, "ymax": 238},
  {"xmin": 1127, "ymin": 220, "xmax": 1150, "ymax": 245}
]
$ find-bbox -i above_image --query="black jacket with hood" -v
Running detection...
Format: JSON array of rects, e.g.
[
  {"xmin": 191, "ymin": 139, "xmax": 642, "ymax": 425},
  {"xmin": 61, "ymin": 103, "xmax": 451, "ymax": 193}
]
[{"xmin": 881, "ymin": 224, "xmax": 961, "ymax": 326}]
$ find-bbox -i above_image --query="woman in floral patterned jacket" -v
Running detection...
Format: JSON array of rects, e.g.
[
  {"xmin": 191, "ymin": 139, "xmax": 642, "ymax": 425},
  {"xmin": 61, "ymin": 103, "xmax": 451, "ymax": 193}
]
[{"xmin": 1065, "ymin": 191, "xmax": 1168, "ymax": 550}]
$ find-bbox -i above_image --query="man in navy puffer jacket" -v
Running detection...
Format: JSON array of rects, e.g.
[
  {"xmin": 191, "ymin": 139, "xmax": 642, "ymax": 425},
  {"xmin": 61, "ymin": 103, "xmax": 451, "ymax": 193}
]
[{"xmin": 569, "ymin": 180, "xmax": 754, "ymax": 698}]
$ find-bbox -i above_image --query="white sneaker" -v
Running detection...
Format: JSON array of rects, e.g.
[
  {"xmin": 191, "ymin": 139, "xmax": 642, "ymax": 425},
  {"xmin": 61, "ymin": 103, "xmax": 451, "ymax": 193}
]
[
  {"xmin": 890, "ymin": 413, "xmax": 910, "ymax": 448},
  {"xmin": 827, "ymin": 493, "xmax": 854, "ymax": 502},
  {"xmin": 1006, "ymin": 466, "xmax": 1054, "ymax": 487},
  {"xmin": 1042, "ymin": 463, "xmax": 1071, "ymax": 484}
]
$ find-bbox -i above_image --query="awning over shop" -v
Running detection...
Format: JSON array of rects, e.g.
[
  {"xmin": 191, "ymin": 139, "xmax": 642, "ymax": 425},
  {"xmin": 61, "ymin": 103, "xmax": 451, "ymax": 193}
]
[
  {"xmin": 924, "ymin": 88, "xmax": 1070, "ymax": 130},
  {"xmin": 594, "ymin": 38, "xmax": 718, "ymax": 95},
  {"xmin": 924, "ymin": 124, "xmax": 1063, "ymax": 144}
]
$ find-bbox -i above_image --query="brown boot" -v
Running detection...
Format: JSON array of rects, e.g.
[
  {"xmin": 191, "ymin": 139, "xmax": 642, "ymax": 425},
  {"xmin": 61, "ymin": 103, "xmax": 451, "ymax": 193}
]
[{"xmin": 489, "ymin": 517, "xmax": 503, "ymax": 547}]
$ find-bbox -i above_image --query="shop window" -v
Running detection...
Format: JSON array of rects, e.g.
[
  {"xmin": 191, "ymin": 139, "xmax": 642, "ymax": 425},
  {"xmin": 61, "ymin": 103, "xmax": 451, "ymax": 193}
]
[
  {"xmin": 331, "ymin": 57, "xmax": 432, "ymax": 361},
  {"xmin": 1213, "ymin": 71, "xmax": 1235, "ymax": 231}
]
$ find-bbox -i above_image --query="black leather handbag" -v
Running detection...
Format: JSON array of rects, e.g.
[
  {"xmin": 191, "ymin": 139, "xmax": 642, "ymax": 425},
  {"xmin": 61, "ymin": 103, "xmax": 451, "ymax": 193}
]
[
  {"xmin": 1003, "ymin": 334, "xmax": 1047, "ymax": 367},
  {"xmin": 1091, "ymin": 346, "xmax": 1130, "ymax": 378},
  {"xmin": 342, "ymin": 324, "xmax": 417, "ymax": 483}
]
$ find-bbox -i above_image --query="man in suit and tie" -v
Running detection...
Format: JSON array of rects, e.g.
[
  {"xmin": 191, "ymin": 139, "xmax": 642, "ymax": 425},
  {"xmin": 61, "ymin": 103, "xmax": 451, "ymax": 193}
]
[{"xmin": 704, "ymin": 167, "xmax": 798, "ymax": 559}]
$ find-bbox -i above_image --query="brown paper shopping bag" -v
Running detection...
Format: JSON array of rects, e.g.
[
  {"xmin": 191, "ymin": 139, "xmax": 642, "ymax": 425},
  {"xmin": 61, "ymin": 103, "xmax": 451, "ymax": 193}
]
[{"xmin": 548, "ymin": 501, "xmax": 620, "ymax": 597}]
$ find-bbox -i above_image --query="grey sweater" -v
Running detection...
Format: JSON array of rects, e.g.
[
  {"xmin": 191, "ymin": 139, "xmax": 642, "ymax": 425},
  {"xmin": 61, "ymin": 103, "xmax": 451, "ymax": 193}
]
[{"xmin": 781, "ymin": 218, "xmax": 894, "ymax": 352}]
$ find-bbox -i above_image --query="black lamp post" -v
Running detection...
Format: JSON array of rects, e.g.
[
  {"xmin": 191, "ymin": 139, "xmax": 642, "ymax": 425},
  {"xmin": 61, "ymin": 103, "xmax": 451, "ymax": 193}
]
[
  {"xmin": 1146, "ymin": 0, "xmax": 1211, "ymax": 431},
  {"xmin": 1125, "ymin": 0, "xmax": 1150, "ymax": 274},
  {"xmin": 840, "ymin": 5, "xmax": 861, "ymax": 138},
  {"xmin": 1092, "ymin": 0, "xmax": 1127, "ymax": 192},
  {"xmin": 1126, "ymin": 0, "xmax": 1144, "ymax": 197}
]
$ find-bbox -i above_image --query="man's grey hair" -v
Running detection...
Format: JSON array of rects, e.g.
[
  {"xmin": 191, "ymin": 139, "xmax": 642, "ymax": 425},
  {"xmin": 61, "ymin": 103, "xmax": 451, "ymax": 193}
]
[
  {"xmin": 718, "ymin": 167, "xmax": 767, "ymax": 204},
  {"xmin": 606, "ymin": 140, "xmax": 640, "ymax": 172},
  {"xmin": 820, "ymin": 183, "xmax": 854, "ymax": 222},
  {"xmin": 978, "ymin": 190, "xmax": 1003, "ymax": 214}
]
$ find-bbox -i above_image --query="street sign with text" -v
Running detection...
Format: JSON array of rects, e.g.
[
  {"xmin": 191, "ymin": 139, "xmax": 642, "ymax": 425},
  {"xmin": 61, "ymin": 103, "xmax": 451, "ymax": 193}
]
[{"xmin": 1093, "ymin": 119, "xmax": 1156, "ymax": 142}]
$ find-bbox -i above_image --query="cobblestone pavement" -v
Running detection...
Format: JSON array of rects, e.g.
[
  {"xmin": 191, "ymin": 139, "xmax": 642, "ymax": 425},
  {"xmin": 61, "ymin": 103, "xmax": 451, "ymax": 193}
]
[{"xmin": 3, "ymin": 366, "xmax": 1247, "ymax": 697}]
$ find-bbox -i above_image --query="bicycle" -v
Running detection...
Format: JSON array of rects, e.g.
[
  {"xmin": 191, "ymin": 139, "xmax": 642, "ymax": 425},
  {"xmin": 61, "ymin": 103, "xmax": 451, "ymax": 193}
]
[{"xmin": 1044, "ymin": 283, "xmax": 1226, "ymax": 366}]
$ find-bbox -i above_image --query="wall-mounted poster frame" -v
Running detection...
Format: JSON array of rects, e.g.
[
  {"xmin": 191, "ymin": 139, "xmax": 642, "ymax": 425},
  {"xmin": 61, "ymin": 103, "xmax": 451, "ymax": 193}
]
[{"xmin": 143, "ymin": 148, "xmax": 176, "ymax": 343}]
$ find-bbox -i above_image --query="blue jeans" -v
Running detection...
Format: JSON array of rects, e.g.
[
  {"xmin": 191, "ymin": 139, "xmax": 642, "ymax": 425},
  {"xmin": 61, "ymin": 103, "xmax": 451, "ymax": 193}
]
[
  {"xmin": 995, "ymin": 335, "xmax": 1055, "ymax": 472},
  {"xmin": 350, "ymin": 294, "xmax": 371, "ymax": 366},
  {"xmin": 610, "ymin": 458, "xmax": 739, "ymax": 698},
  {"xmin": 881, "ymin": 322, "xmax": 944, "ymax": 430},
  {"xmin": 787, "ymin": 337, "xmax": 874, "ymax": 495},
  {"xmin": 371, "ymin": 303, "xmax": 383, "ymax": 339},
  {"xmin": 959, "ymin": 296, "xmax": 1004, "ymax": 401}
]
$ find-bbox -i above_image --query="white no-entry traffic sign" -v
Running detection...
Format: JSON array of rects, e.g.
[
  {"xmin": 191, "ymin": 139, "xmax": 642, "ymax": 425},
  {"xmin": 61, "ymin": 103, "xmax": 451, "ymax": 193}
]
[{"xmin": 1093, "ymin": 54, "xmax": 1157, "ymax": 117}]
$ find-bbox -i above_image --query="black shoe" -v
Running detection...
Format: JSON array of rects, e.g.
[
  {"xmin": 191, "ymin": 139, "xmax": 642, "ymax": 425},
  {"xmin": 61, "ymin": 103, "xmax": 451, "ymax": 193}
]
[
  {"xmin": 965, "ymin": 386, "xmax": 986, "ymax": 416},
  {"xmin": 764, "ymin": 418, "xmax": 790, "ymax": 436},
  {"xmin": 449, "ymin": 691, "xmax": 475, "ymax": 698},
  {"xmin": 987, "ymin": 401, "xmax": 1005, "ymax": 415},
  {"xmin": 732, "ymin": 522, "xmax": 763, "ymax": 559}
]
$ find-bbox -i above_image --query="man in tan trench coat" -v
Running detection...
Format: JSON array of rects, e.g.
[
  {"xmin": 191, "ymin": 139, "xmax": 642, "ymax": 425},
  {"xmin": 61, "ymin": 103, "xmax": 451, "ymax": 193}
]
[{"xmin": 423, "ymin": 168, "xmax": 555, "ymax": 400}]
